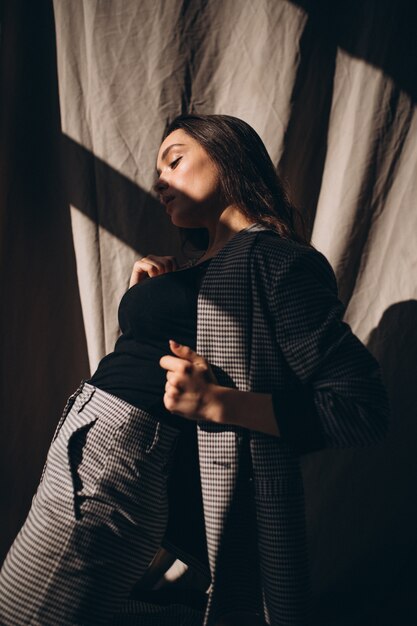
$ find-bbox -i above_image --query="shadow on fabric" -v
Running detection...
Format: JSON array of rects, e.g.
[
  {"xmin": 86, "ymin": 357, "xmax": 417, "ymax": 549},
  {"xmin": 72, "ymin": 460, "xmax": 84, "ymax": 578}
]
[{"xmin": 308, "ymin": 299, "xmax": 417, "ymax": 626}]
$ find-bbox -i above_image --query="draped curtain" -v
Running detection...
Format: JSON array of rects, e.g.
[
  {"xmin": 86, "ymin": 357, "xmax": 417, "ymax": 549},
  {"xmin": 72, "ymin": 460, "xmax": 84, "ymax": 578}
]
[{"xmin": 1, "ymin": 0, "xmax": 416, "ymax": 622}]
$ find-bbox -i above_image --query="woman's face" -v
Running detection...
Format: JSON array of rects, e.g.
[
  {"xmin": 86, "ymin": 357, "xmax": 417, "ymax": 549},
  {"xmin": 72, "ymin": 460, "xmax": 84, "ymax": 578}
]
[{"xmin": 155, "ymin": 129, "xmax": 223, "ymax": 228}]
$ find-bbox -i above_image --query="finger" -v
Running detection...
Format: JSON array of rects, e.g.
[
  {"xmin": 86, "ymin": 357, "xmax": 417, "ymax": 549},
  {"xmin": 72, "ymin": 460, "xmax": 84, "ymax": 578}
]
[
  {"xmin": 165, "ymin": 381, "xmax": 181, "ymax": 397},
  {"xmin": 130, "ymin": 256, "xmax": 178, "ymax": 287},
  {"xmin": 163, "ymin": 392, "xmax": 182, "ymax": 413},
  {"xmin": 129, "ymin": 260, "xmax": 157, "ymax": 286},
  {"xmin": 169, "ymin": 341, "xmax": 218, "ymax": 383},
  {"xmin": 136, "ymin": 257, "xmax": 169, "ymax": 278},
  {"xmin": 159, "ymin": 355, "xmax": 192, "ymax": 373},
  {"xmin": 169, "ymin": 340, "xmax": 209, "ymax": 370},
  {"xmin": 163, "ymin": 256, "xmax": 179, "ymax": 273},
  {"xmin": 145, "ymin": 255, "xmax": 178, "ymax": 275},
  {"xmin": 163, "ymin": 392, "xmax": 175, "ymax": 412},
  {"xmin": 166, "ymin": 371, "xmax": 183, "ymax": 386},
  {"xmin": 135, "ymin": 258, "xmax": 157, "ymax": 271},
  {"xmin": 165, "ymin": 374, "xmax": 184, "ymax": 391},
  {"xmin": 139, "ymin": 259, "xmax": 162, "ymax": 277},
  {"xmin": 129, "ymin": 263, "xmax": 151, "ymax": 287}
]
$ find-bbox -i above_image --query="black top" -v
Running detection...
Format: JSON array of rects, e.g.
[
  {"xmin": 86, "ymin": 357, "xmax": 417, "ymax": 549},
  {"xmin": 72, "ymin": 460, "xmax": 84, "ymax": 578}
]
[
  {"xmin": 89, "ymin": 254, "xmax": 322, "ymax": 444},
  {"xmin": 88, "ymin": 259, "xmax": 212, "ymax": 429}
]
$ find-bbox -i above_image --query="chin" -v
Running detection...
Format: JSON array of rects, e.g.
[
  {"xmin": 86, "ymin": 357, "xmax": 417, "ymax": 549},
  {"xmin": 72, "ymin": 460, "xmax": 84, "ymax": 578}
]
[{"xmin": 170, "ymin": 213, "xmax": 204, "ymax": 229}]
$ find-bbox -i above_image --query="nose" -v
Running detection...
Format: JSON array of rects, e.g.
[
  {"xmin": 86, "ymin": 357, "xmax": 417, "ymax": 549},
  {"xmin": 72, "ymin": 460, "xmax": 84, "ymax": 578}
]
[{"xmin": 153, "ymin": 176, "xmax": 168, "ymax": 194}]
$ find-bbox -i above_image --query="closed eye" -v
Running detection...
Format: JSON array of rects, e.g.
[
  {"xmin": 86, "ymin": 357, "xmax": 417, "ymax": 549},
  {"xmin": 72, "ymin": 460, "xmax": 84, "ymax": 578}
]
[{"xmin": 169, "ymin": 157, "xmax": 182, "ymax": 169}]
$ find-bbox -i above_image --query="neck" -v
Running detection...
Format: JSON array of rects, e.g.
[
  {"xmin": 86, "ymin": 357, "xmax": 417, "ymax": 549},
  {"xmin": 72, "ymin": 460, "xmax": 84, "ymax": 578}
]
[{"xmin": 202, "ymin": 206, "xmax": 254, "ymax": 259}]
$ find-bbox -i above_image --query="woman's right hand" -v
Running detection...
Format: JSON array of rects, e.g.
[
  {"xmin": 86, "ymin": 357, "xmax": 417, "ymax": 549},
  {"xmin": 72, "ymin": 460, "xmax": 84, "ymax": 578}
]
[{"xmin": 129, "ymin": 255, "xmax": 178, "ymax": 288}]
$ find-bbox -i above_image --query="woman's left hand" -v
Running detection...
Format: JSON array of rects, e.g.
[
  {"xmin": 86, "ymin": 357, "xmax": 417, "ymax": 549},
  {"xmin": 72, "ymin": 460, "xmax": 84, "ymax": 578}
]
[
  {"xmin": 160, "ymin": 340, "xmax": 280, "ymax": 435},
  {"xmin": 159, "ymin": 340, "xmax": 219, "ymax": 420}
]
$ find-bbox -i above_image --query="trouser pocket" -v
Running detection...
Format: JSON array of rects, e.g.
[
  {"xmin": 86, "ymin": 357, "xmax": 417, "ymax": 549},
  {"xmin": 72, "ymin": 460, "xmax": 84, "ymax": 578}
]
[
  {"xmin": 37, "ymin": 396, "xmax": 99, "ymax": 514},
  {"xmin": 37, "ymin": 385, "xmax": 172, "ymax": 521}
]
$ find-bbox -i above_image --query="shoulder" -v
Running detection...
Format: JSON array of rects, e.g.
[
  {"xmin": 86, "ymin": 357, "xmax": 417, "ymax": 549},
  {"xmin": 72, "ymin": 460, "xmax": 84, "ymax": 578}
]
[
  {"xmin": 250, "ymin": 229, "xmax": 338, "ymax": 291},
  {"xmin": 251, "ymin": 229, "xmax": 335, "ymax": 274}
]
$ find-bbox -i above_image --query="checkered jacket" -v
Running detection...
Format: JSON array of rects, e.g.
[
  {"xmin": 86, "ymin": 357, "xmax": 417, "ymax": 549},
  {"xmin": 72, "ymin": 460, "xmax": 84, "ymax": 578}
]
[{"xmin": 195, "ymin": 224, "xmax": 389, "ymax": 625}]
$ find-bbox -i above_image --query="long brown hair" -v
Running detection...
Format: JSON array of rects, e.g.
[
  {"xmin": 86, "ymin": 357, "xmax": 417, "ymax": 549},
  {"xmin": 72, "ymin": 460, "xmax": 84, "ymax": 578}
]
[{"xmin": 163, "ymin": 113, "xmax": 308, "ymax": 250}]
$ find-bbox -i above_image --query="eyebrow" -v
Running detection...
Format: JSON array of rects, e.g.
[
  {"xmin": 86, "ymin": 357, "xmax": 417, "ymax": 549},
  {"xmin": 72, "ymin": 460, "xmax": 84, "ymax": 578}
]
[{"xmin": 156, "ymin": 143, "xmax": 185, "ymax": 173}]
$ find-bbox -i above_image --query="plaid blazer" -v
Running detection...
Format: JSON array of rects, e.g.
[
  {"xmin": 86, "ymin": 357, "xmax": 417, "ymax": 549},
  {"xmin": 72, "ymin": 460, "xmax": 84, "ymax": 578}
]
[{"xmin": 195, "ymin": 224, "xmax": 389, "ymax": 625}]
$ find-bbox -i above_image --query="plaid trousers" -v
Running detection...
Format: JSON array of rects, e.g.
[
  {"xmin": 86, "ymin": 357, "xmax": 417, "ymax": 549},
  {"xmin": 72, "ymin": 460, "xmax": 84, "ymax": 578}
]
[{"xmin": 0, "ymin": 383, "xmax": 181, "ymax": 625}]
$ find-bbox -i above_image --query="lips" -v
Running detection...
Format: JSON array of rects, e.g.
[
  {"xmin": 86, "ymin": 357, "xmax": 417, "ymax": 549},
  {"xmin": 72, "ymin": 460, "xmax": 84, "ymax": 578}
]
[{"xmin": 161, "ymin": 194, "xmax": 175, "ymax": 206}]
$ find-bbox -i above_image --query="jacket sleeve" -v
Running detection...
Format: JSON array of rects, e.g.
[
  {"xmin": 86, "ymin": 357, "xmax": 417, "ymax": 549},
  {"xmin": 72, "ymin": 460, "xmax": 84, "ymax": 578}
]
[{"xmin": 270, "ymin": 246, "xmax": 390, "ymax": 453}]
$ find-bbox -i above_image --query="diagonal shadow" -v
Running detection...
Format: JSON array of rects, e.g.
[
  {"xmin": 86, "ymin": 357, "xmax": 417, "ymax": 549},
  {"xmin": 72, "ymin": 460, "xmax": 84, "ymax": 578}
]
[
  {"xmin": 288, "ymin": 0, "xmax": 417, "ymax": 103},
  {"xmin": 58, "ymin": 2, "xmax": 417, "ymax": 273},
  {"xmin": 283, "ymin": 0, "xmax": 417, "ymax": 306},
  {"xmin": 60, "ymin": 134, "xmax": 179, "ymax": 256},
  {"xmin": 278, "ymin": 7, "xmax": 337, "ymax": 240}
]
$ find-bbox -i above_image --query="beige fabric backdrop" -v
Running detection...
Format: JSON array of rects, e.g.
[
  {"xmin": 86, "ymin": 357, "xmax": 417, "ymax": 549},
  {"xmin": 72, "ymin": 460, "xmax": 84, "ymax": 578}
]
[{"xmin": 2, "ymin": 0, "xmax": 417, "ymax": 622}]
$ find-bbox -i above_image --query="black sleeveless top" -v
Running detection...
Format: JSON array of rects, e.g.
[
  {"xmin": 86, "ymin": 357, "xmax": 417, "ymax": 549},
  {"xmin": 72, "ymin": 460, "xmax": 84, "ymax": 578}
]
[{"xmin": 88, "ymin": 259, "xmax": 212, "ymax": 429}]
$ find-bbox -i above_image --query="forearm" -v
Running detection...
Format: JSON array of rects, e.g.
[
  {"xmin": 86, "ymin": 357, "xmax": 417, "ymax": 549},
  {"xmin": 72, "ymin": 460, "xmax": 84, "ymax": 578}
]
[{"xmin": 201, "ymin": 384, "xmax": 280, "ymax": 437}]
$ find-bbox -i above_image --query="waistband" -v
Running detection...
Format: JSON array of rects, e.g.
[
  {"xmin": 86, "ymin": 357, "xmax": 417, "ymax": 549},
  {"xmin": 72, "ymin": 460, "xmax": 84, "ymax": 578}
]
[{"xmin": 71, "ymin": 380, "xmax": 182, "ymax": 437}]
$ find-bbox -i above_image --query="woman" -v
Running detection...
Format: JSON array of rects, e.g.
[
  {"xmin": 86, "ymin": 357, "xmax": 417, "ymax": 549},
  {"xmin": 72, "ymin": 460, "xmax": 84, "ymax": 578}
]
[{"xmin": 0, "ymin": 114, "xmax": 389, "ymax": 626}]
